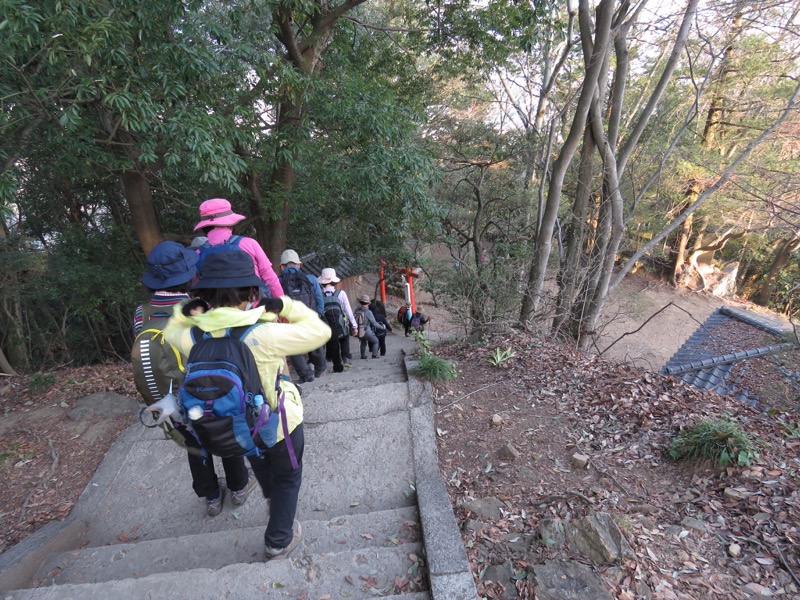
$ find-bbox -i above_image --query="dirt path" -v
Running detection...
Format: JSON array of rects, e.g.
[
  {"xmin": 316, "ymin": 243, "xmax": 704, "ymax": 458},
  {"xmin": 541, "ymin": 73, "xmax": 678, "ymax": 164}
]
[{"xmin": 593, "ymin": 275, "xmax": 793, "ymax": 371}]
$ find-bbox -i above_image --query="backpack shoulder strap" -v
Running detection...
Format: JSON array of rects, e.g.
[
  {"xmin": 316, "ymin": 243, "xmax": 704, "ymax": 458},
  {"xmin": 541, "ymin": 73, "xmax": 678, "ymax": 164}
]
[
  {"xmin": 190, "ymin": 326, "xmax": 207, "ymax": 344},
  {"xmin": 226, "ymin": 235, "xmax": 243, "ymax": 247},
  {"xmin": 229, "ymin": 324, "xmax": 259, "ymax": 342}
]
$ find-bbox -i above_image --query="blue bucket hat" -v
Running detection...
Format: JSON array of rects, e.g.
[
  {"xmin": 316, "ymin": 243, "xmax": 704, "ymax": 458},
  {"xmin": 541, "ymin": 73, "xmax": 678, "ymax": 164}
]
[
  {"xmin": 193, "ymin": 249, "xmax": 263, "ymax": 289},
  {"xmin": 141, "ymin": 241, "xmax": 199, "ymax": 289}
]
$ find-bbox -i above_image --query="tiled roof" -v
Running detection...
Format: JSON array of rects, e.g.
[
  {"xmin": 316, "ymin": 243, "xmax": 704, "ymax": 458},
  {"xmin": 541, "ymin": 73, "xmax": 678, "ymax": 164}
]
[
  {"xmin": 298, "ymin": 250, "xmax": 359, "ymax": 280},
  {"xmin": 660, "ymin": 307, "xmax": 798, "ymax": 409}
]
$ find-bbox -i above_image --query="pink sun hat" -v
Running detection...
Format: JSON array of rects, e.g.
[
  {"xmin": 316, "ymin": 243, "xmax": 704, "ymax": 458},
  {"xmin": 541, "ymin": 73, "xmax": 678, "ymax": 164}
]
[{"xmin": 194, "ymin": 198, "xmax": 246, "ymax": 231}]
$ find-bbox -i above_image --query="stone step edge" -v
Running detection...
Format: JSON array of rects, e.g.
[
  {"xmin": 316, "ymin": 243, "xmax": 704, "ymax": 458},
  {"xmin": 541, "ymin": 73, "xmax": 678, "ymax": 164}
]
[
  {"xmin": 9, "ymin": 543, "xmax": 428, "ymax": 600},
  {"xmin": 34, "ymin": 505, "xmax": 422, "ymax": 587}
]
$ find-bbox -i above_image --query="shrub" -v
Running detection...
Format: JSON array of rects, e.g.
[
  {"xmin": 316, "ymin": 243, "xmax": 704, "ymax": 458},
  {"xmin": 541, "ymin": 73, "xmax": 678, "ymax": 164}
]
[
  {"xmin": 669, "ymin": 418, "xmax": 760, "ymax": 467},
  {"xmin": 408, "ymin": 332, "xmax": 457, "ymax": 382},
  {"xmin": 409, "ymin": 352, "xmax": 457, "ymax": 382}
]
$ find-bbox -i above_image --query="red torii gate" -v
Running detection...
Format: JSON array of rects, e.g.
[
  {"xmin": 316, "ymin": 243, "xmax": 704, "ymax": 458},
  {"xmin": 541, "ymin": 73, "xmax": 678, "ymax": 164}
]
[{"xmin": 378, "ymin": 261, "xmax": 419, "ymax": 313}]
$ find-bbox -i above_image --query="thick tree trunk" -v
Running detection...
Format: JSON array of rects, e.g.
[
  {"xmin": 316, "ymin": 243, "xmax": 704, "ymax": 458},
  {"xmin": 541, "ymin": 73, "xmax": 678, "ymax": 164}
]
[
  {"xmin": 0, "ymin": 295, "xmax": 29, "ymax": 373},
  {"xmin": 254, "ymin": 2, "xmax": 366, "ymax": 265},
  {"xmin": 752, "ymin": 234, "xmax": 800, "ymax": 306},
  {"xmin": 121, "ymin": 170, "xmax": 162, "ymax": 255},
  {"xmin": 678, "ymin": 214, "xmax": 708, "ymax": 286},
  {"xmin": 264, "ymin": 159, "xmax": 296, "ymax": 265}
]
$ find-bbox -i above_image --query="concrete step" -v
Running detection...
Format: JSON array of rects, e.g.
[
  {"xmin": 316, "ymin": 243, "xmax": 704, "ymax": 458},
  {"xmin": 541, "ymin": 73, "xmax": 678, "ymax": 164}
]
[
  {"xmin": 303, "ymin": 380, "xmax": 412, "ymax": 423},
  {"xmin": 300, "ymin": 407, "xmax": 417, "ymax": 521},
  {"xmin": 73, "ymin": 399, "xmax": 416, "ymax": 546},
  {"xmin": 33, "ymin": 506, "xmax": 421, "ymax": 586},
  {"xmin": 8, "ymin": 544, "xmax": 429, "ymax": 600}
]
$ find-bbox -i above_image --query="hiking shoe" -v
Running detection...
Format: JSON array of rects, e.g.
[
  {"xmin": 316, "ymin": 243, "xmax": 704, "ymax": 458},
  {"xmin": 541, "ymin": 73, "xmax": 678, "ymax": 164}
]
[
  {"xmin": 231, "ymin": 475, "xmax": 258, "ymax": 507},
  {"xmin": 361, "ymin": 355, "xmax": 367, "ymax": 359},
  {"xmin": 265, "ymin": 520, "xmax": 302, "ymax": 561},
  {"xmin": 206, "ymin": 483, "xmax": 227, "ymax": 517}
]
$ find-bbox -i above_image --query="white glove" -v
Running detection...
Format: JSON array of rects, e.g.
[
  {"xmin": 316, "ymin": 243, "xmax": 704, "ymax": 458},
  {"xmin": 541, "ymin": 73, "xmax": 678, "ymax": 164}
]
[{"xmin": 140, "ymin": 382, "xmax": 184, "ymax": 427}]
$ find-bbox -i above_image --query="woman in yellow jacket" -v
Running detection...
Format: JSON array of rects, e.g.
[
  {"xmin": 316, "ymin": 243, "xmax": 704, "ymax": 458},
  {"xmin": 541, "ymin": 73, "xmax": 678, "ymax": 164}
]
[{"xmin": 164, "ymin": 249, "xmax": 330, "ymax": 560}]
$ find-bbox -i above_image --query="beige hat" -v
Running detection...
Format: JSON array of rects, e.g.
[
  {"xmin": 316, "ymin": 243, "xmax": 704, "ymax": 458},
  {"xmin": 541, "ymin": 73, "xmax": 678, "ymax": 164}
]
[
  {"xmin": 357, "ymin": 294, "xmax": 370, "ymax": 304},
  {"xmin": 280, "ymin": 249, "xmax": 301, "ymax": 265},
  {"xmin": 318, "ymin": 268, "xmax": 341, "ymax": 284}
]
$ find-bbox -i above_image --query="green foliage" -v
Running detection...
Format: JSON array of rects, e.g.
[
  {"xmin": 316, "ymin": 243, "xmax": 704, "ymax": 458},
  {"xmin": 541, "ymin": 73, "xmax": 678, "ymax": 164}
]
[
  {"xmin": 409, "ymin": 352, "xmax": 457, "ymax": 382},
  {"xmin": 28, "ymin": 372, "xmax": 56, "ymax": 395},
  {"xmin": 488, "ymin": 347, "xmax": 516, "ymax": 368},
  {"xmin": 0, "ymin": 225, "xmax": 141, "ymax": 371},
  {"xmin": 408, "ymin": 332, "xmax": 457, "ymax": 382},
  {"xmin": 669, "ymin": 418, "xmax": 760, "ymax": 467}
]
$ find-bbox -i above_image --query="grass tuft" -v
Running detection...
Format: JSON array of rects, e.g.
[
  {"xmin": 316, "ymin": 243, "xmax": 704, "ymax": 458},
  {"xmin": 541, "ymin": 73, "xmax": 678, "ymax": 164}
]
[
  {"xmin": 409, "ymin": 352, "xmax": 457, "ymax": 382},
  {"xmin": 669, "ymin": 418, "xmax": 760, "ymax": 467}
]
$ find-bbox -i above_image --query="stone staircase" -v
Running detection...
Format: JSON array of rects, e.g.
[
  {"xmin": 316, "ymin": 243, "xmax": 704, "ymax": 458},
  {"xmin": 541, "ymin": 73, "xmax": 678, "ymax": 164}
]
[{"xmin": 0, "ymin": 333, "xmax": 468, "ymax": 599}]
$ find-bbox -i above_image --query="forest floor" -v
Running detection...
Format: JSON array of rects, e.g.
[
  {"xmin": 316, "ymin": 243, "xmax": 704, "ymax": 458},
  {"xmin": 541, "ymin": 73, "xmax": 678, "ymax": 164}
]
[
  {"xmin": 426, "ymin": 275, "xmax": 800, "ymax": 599},
  {"xmin": 1, "ymin": 274, "xmax": 799, "ymax": 600}
]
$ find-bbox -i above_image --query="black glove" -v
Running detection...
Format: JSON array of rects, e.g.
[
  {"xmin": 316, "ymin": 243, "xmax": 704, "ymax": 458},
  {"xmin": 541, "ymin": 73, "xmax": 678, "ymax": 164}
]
[
  {"xmin": 182, "ymin": 298, "xmax": 210, "ymax": 316},
  {"xmin": 258, "ymin": 297, "xmax": 284, "ymax": 312}
]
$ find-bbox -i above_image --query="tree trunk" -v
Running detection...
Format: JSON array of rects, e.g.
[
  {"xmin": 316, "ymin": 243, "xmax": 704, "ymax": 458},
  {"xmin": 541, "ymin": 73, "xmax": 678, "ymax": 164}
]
[
  {"xmin": 752, "ymin": 234, "xmax": 800, "ymax": 306},
  {"xmin": 254, "ymin": 2, "xmax": 366, "ymax": 265},
  {"xmin": 553, "ymin": 125, "xmax": 597, "ymax": 334},
  {"xmin": 671, "ymin": 212, "xmax": 693, "ymax": 285},
  {"xmin": 0, "ymin": 346, "xmax": 17, "ymax": 375},
  {"xmin": 121, "ymin": 170, "xmax": 163, "ymax": 255},
  {"xmin": 677, "ymin": 214, "xmax": 708, "ymax": 286},
  {"xmin": 671, "ymin": 182, "xmax": 701, "ymax": 285},
  {"xmin": 702, "ymin": 11, "xmax": 743, "ymax": 150},
  {"xmin": 0, "ymin": 294, "xmax": 29, "ymax": 373},
  {"xmin": 519, "ymin": 0, "xmax": 615, "ymax": 324}
]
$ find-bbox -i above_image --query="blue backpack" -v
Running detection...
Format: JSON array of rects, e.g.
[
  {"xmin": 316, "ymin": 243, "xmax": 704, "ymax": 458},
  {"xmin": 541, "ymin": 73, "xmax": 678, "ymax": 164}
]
[{"xmin": 180, "ymin": 326, "xmax": 282, "ymax": 458}]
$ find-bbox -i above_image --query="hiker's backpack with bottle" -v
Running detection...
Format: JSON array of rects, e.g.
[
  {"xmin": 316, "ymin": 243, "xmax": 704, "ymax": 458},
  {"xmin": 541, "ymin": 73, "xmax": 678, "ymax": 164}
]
[{"xmin": 179, "ymin": 326, "xmax": 290, "ymax": 459}]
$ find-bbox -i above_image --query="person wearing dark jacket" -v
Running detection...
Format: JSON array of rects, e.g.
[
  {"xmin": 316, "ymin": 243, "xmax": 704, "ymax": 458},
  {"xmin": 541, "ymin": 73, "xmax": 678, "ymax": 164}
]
[
  {"xmin": 354, "ymin": 294, "xmax": 384, "ymax": 359},
  {"xmin": 369, "ymin": 301, "xmax": 392, "ymax": 356}
]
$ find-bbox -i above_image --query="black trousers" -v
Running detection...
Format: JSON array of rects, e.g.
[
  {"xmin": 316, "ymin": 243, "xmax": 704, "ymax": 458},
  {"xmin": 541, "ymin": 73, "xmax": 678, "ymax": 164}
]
[
  {"xmin": 289, "ymin": 345, "xmax": 326, "ymax": 381},
  {"xmin": 248, "ymin": 424, "xmax": 304, "ymax": 549},
  {"xmin": 185, "ymin": 432, "xmax": 249, "ymax": 499}
]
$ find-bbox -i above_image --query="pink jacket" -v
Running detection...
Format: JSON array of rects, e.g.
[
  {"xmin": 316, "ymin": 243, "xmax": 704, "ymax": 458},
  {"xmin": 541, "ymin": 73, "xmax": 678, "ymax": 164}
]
[{"xmin": 206, "ymin": 227, "xmax": 284, "ymax": 298}]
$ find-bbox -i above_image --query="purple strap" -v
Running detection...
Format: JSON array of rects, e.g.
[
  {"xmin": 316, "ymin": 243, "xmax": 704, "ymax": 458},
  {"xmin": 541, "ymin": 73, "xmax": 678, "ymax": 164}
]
[{"xmin": 277, "ymin": 388, "xmax": 299, "ymax": 470}]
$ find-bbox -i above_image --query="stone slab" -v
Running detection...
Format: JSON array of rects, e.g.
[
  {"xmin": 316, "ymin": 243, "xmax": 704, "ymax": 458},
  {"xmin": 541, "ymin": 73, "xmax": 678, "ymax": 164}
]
[{"xmin": 34, "ymin": 507, "xmax": 421, "ymax": 586}]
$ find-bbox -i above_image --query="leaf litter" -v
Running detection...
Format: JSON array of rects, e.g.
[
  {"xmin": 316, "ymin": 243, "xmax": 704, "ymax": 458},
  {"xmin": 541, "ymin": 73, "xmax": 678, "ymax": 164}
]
[{"xmin": 433, "ymin": 331, "xmax": 800, "ymax": 599}]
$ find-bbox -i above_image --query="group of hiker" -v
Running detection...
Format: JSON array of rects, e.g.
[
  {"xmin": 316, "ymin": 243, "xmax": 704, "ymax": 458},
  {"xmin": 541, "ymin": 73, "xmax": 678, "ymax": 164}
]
[{"xmin": 130, "ymin": 197, "xmax": 427, "ymax": 562}]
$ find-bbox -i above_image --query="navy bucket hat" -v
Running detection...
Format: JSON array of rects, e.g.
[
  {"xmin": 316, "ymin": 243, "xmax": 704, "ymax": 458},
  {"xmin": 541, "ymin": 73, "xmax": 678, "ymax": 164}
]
[
  {"xmin": 193, "ymin": 249, "xmax": 263, "ymax": 289},
  {"xmin": 141, "ymin": 241, "xmax": 199, "ymax": 289}
]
